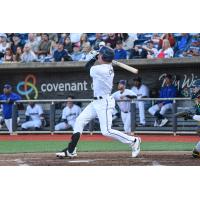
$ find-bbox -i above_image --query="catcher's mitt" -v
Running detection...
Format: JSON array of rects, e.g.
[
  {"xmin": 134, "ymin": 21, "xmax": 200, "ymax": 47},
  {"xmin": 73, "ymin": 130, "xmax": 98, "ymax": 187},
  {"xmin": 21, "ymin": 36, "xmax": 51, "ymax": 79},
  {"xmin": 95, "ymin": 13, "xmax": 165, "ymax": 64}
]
[
  {"xmin": 192, "ymin": 148, "xmax": 200, "ymax": 158},
  {"xmin": 174, "ymin": 111, "xmax": 193, "ymax": 120}
]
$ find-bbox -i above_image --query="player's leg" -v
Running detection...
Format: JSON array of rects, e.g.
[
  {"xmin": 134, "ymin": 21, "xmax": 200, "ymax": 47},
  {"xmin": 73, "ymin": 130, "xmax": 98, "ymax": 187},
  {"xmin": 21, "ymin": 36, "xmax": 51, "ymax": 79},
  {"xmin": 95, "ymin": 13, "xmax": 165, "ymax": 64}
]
[
  {"xmin": 192, "ymin": 141, "xmax": 200, "ymax": 158},
  {"xmin": 148, "ymin": 104, "xmax": 160, "ymax": 126},
  {"xmin": 21, "ymin": 121, "xmax": 35, "ymax": 130},
  {"xmin": 56, "ymin": 102, "xmax": 97, "ymax": 158},
  {"xmin": 5, "ymin": 118, "xmax": 13, "ymax": 134},
  {"xmin": 95, "ymin": 97, "xmax": 141, "ymax": 157},
  {"xmin": 55, "ymin": 122, "xmax": 70, "ymax": 131},
  {"xmin": 33, "ymin": 120, "xmax": 42, "ymax": 130},
  {"xmin": 159, "ymin": 103, "xmax": 172, "ymax": 127},
  {"xmin": 121, "ymin": 112, "xmax": 128, "ymax": 134},
  {"xmin": 138, "ymin": 101, "xmax": 146, "ymax": 126},
  {"xmin": 122, "ymin": 112, "xmax": 131, "ymax": 135}
]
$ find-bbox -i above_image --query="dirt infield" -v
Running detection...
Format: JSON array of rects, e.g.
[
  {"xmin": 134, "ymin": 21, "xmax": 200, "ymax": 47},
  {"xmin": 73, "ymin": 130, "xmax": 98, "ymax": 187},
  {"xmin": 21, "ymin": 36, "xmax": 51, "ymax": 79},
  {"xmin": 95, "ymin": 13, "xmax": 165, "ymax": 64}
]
[{"xmin": 0, "ymin": 151, "xmax": 199, "ymax": 166}]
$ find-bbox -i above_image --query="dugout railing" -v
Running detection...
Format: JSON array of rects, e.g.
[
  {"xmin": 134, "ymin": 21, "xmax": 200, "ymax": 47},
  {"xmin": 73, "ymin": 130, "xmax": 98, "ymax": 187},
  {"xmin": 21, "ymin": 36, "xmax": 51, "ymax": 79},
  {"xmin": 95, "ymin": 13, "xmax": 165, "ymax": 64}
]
[{"xmin": 0, "ymin": 97, "xmax": 197, "ymax": 135}]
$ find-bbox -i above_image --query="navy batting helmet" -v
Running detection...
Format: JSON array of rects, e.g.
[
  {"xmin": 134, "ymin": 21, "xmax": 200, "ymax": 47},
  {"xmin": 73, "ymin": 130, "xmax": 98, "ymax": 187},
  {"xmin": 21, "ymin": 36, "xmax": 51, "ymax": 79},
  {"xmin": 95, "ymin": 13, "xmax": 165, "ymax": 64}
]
[{"xmin": 99, "ymin": 46, "xmax": 114, "ymax": 62}]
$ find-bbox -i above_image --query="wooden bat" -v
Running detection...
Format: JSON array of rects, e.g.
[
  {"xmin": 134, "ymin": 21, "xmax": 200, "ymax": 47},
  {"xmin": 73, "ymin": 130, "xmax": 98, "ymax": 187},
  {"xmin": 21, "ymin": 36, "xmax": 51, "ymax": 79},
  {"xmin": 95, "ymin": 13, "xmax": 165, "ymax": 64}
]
[{"xmin": 112, "ymin": 60, "xmax": 138, "ymax": 74}]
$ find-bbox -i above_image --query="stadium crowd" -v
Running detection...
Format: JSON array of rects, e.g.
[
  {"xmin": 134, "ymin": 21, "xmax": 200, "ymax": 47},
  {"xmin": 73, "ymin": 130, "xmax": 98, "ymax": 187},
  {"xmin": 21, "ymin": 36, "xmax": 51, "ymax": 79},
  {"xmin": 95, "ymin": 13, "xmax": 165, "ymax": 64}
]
[{"xmin": 0, "ymin": 33, "xmax": 200, "ymax": 63}]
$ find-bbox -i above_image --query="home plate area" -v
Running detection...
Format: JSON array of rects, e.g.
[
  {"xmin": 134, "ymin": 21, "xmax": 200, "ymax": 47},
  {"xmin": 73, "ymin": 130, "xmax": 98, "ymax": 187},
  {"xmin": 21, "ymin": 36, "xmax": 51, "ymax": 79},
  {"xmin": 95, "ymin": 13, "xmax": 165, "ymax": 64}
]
[{"xmin": 0, "ymin": 151, "xmax": 200, "ymax": 166}]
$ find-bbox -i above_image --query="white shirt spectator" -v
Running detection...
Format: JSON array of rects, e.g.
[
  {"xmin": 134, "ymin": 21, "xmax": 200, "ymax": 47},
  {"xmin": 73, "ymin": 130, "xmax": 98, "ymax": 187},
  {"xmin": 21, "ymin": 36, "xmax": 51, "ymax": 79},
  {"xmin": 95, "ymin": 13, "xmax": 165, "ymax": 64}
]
[
  {"xmin": 157, "ymin": 47, "xmax": 174, "ymax": 58},
  {"xmin": 21, "ymin": 51, "xmax": 37, "ymax": 63},
  {"xmin": 70, "ymin": 33, "xmax": 82, "ymax": 43}
]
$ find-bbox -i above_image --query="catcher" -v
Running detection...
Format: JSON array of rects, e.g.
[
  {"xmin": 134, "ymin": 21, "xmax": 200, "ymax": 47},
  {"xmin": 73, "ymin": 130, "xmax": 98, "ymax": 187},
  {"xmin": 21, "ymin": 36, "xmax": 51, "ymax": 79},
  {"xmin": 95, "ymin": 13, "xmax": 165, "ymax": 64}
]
[{"xmin": 175, "ymin": 80, "xmax": 200, "ymax": 158}]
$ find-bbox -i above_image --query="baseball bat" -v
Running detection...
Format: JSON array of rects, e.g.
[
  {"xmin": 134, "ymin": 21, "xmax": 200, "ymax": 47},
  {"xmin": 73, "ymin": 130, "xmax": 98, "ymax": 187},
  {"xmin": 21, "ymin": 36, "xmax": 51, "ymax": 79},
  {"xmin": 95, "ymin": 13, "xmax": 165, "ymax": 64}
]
[{"xmin": 112, "ymin": 60, "xmax": 138, "ymax": 74}]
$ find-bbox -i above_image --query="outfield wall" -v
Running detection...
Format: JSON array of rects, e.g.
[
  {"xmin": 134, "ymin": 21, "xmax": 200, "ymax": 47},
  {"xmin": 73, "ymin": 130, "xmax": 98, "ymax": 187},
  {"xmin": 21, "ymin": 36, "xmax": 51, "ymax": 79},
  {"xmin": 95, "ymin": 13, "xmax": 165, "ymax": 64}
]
[{"xmin": 0, "ymin": 57, "xmax": 200, "ymax": 100}]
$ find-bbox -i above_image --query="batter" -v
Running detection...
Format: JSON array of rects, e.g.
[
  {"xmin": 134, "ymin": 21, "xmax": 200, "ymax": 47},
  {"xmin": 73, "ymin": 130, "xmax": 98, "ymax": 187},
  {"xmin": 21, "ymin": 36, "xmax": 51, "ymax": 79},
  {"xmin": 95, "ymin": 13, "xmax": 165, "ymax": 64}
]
[{"xmin": 56, "ymin": 46, "xmax": 141, "ymax": 158}]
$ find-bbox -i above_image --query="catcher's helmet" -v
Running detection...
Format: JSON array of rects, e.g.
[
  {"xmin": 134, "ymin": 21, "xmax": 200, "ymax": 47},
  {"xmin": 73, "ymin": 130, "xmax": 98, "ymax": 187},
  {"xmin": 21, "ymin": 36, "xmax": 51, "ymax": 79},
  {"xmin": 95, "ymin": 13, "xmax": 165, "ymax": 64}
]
[{"xmin": 99, "ymin": 46, "xmax": 114, "ymax": 62}]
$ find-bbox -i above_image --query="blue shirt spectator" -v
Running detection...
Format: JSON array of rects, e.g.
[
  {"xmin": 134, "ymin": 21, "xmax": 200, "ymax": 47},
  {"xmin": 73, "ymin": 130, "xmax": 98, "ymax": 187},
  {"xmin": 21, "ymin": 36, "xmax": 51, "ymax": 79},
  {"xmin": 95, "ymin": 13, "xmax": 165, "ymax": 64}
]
[
  {"xmin": 0, "ymin": 84, "xmax": 21, "ymax": 119},
  {"xmin": 53, "ymin": 43, "xmax": 69, "ymax": 62},
  {"xmin": 114, "ymin": 40, "xmax": 127, "ymax": 60}
]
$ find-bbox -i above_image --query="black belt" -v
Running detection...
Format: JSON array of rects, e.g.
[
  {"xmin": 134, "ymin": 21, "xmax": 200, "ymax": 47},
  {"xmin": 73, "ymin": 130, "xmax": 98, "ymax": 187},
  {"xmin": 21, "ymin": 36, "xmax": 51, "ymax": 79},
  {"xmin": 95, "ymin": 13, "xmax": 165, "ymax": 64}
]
[
  {"xmin": 122, "ymin": 111, "xmax": 129, "ymax": 113},
  {"xmin": 93, "ymin": 96, "xmax": 103, "ymax": 100}
]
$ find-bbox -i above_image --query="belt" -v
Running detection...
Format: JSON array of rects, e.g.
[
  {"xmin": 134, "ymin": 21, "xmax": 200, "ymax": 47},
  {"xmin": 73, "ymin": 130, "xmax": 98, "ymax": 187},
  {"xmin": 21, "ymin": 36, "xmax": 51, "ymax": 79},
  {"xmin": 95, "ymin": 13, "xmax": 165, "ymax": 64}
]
[
  {"xmin": 122, "ymin": 111, "xmax": 129, "ymax": 113},
  {"xmin": 93, "ymin": 96, "xmax": 103, "ymax": 100}
]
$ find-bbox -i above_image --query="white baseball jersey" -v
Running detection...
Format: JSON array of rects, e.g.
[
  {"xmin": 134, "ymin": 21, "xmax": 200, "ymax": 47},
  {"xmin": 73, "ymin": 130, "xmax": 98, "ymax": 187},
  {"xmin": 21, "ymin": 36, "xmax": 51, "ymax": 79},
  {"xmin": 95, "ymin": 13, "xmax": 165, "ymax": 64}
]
[
  {"xmin": 90, "ymin": 64, "xmax": 114, "ymax": 97},
  {"xmin": 25, "ymin": 104, "xmax": 43, "ymax": 121},
  {"xmin": 112, "ymin": 89, "xmax": 136, "ymax": 112},
  {"xmin": 62, "ymin": 104, "xmax": 81, "ymax": 124},
  {"xmin": 131, "ymin": 84, "xmax": 149, "ymax": 99}
]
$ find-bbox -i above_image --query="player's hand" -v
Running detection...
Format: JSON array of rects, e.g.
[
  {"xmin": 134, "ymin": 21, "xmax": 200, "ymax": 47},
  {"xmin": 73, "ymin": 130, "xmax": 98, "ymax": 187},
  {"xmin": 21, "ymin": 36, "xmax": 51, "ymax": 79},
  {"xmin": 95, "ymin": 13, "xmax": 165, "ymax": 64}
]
[{"xmin": 158, "ymin": 103, "xmax": 163, "ymax": 107}]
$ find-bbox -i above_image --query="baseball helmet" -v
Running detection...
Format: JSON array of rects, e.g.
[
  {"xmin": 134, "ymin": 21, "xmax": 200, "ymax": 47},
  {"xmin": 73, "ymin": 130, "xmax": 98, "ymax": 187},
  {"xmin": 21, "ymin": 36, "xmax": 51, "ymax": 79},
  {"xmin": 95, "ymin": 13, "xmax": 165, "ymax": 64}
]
[{"xmin": 99, "ymin": 46, "xmax": 114, "ymax": 62}]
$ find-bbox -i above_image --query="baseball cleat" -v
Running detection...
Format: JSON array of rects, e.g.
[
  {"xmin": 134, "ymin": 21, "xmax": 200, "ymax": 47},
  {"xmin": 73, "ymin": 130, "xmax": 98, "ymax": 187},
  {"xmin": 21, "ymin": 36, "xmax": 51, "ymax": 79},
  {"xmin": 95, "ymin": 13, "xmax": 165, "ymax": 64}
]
[
  {"xmin": 56, "ymin": 148, "xmax": 77, "ymax": 159},
  {"xmin": 159, "ymin": 118, "xmax": 168, "ymax": 127},
  {"xmin": 192, "ymin": 148, "xmax": 200, "ymax": 158},
  {"xmin": 131, "ymin": 137, "xmax": 141, "ymax": 158}
]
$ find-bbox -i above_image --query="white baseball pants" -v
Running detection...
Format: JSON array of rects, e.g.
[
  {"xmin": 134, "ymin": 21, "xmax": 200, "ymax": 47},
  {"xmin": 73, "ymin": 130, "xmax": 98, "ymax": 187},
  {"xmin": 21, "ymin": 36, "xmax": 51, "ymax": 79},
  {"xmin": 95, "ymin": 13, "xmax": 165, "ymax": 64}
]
[
  {"xmin": 21, "ymin": 120, "xmax": 42, "ymax": 129},
  {"xmin": 148, "ymin": 103, "xmax": 173, "ymax": 116},
  {"xmin": 73, "ymin": 96, "xmax": 136, "ymax": 144},
  {"xmin": 136, "ymin": 101, "xmax": 146, "ymax": 124},
  {"xmin": 55, "ymin": 121, "xmax": 75, "ymax": 131},
  {"xmin": 5, "ymin": 118, "xmax": 12, "ymax": 134},
  {"xmin": 121, "ymin": 112, "xmax": 131, "ymax": 134}
]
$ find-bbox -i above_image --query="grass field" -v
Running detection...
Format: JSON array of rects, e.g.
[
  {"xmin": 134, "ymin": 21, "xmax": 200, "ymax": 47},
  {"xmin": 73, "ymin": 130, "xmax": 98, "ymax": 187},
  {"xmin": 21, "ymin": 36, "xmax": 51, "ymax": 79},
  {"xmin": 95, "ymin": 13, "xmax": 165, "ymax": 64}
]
[{"xmin": 0, "ymin": 140, "xmax": 196, "ymax": 154}]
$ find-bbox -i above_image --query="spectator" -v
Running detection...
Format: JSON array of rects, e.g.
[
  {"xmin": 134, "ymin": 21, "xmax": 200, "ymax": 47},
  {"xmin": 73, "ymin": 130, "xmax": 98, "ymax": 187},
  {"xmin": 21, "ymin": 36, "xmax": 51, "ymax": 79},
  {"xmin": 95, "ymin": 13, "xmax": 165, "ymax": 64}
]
[
  {"xmin": 37, "ymin": 33, "xmax": 51, "ymax": 58},
  {"xmin": 183, "ymin": 34, "xmax": 200, "ymax": 57},
  {"xmin": 21, "ymin": 101, "xmax": 45, "ymax": 131},
  {"xmin": 53, "ymin": 43, "xmax": 71, "ymax": 62},
  {"xmin": 64, "ymin": 37, "xmax": 73, "ymax": 54},
  {"xmin": 11, "ymin": 34, "xmax": 24, "ymax": 55},
  {"xmin": 174, "ymin": 33, "xmax": 190, "ymax": 57},
  {"xmin": 13, "ymin": 46, "xmax": 22, "ymax": 62},
  {"xmin": 80, "ymin": 33, "xmax": 89, "ymax": 48},
  {"xmin": 3, "ymin": 48, "xmax": 13, "ymax": 62},
  {"xmin": 26, "ymin": 33, "xmax": 39, "ymax": 53},
  {"xmin": 156, "ymin": 39, "xmax": 174, "ymax": 58},
  {"xmin": 70, "ymin": 33, "xmax": 82, "ymax": 43},
  {"xmin": 0, "ymin": 84, "xmax": 21, "ymax": 134},
  {"xmin": 93, "ymin": 33, "xmax": 103, "ymax": 50},
  {"xmin": 55, "ymin": 96, "xmax": 81, "ymax": 131},
  {"xmin": 114, "ymin": 40, "xmax": 127, "ymax": 60},
  {"xmin": 148, "ymin": 74, "xmax": 177, "ymax": 127},
  {"xmin": 0, "ymin": 34, "xmax": 10, "ymax": 59},
  {"xmin": 105, "ymin": 33, "xmax": 119, "ymax": 49},
  {"xmin": 79, "ymin": 43, "xmax": 93, "ymax": 61},
  {"xmin": 142, "ymin": 41, "xmax": 158, "ymax": 58},
  {"xmin": 71, "ymin": 43, "xmax": 83, "ymax": 61},
  {"xmin": 21, "ymin": 44, "xmax": 37, "ymax": 63},
  {"xmin": 158, "ymin": 33, "xmax": 176, "ymax": 49},
  {"xmin": 131, "ymin": 77, "xmax": 149, "ymax": 126},
  {"xmin": 121, "ymin": 33, "xmax": 134, "ymax": 51}
]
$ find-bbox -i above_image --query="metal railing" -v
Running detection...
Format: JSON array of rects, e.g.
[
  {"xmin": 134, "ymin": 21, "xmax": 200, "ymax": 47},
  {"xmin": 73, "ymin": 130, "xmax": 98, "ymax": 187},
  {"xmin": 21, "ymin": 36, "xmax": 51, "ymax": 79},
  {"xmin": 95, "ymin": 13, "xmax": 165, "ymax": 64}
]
[{"xmin": 0, "ymin": 97, "xmax": 195, "ymax": 135}]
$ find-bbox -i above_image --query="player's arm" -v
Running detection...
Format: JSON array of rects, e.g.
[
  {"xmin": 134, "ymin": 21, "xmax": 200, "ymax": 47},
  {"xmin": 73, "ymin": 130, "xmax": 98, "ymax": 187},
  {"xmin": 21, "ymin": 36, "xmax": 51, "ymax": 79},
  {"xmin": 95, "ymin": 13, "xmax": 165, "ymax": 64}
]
[
  {"xmin": 61, "ymin": 108, "xmax": 68, "ymax": 124},
  {"xmin": 85, "ymin": 52, "xmax": 98, "ymax": 72},
  {"xmin": 125, "ymin": 90, "xmax": 137, "ymax": 99}
]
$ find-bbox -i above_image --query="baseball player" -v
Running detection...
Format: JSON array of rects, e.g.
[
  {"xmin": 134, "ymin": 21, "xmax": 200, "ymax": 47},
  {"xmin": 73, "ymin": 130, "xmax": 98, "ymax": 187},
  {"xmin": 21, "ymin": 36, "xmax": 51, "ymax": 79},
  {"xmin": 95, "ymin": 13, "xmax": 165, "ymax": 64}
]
[
  {"xmin": 56, "ymin": 46, "xmax": 141, "ymax": 158},
  {"xmin": 112, "ymin": 80, "xmax": 137, "ymax": 135},
  {"xmin": 0, "ymin": 84, "xmax": 21, "ymax": 134},
  {"xmin": 21, "ymin": 101, "xmax": 44, "ymax": 131},
  {"xmin": 55, "ymin": 96, "xmax": 81, "ymax": 131},
  {"xmin": 148, "ymin": 74, "xmax": 177, "ymax": 127},
  {"xmin": 131, "ymin": 77, "xmax": 149, "ymax": 126}
]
